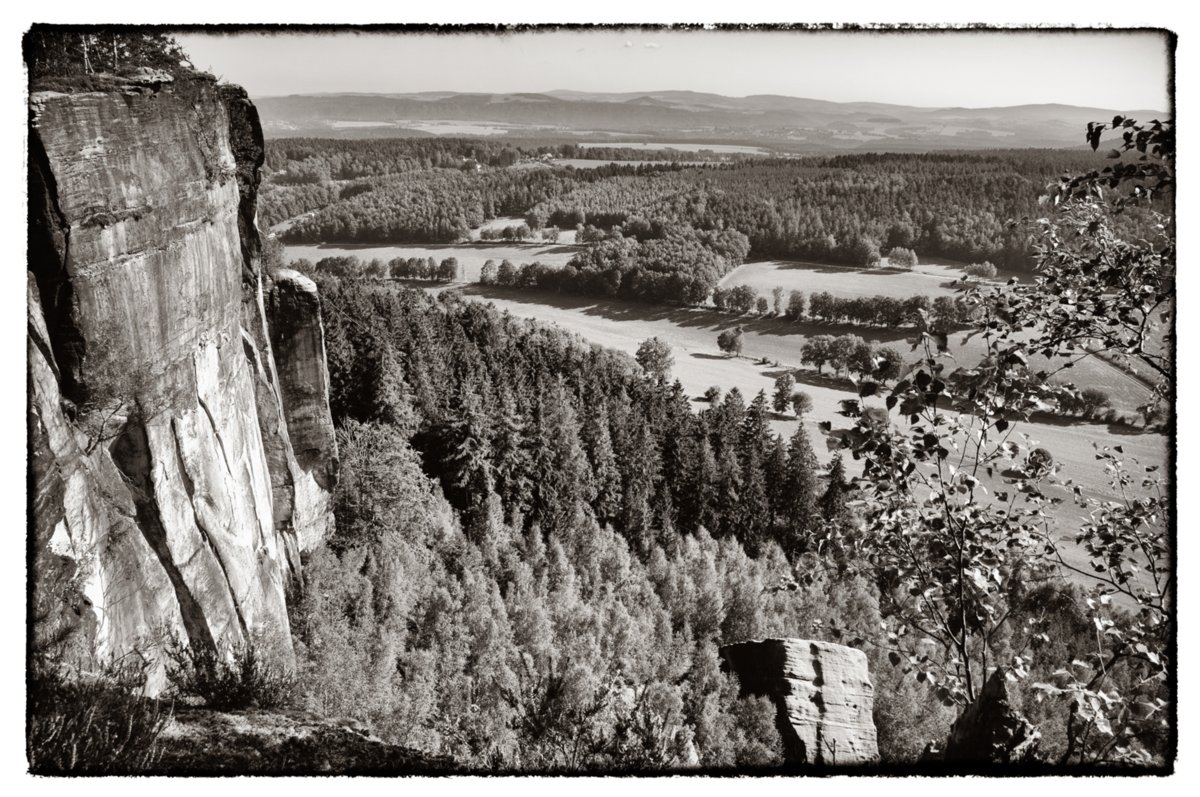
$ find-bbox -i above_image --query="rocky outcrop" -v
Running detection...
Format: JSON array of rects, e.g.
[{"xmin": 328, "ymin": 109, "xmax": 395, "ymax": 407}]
[
  {"xmin": 267, "ymin": 269, "xmax": 337, "ymax": 552},
  {"xmin": 945, "ymin": 669, "xmax": 1041, "ymax": 764},
  {"xmin": 153, "ymin": 707, "xmax": 452, "ymax": 774},
  {"xmin": 27, "ymin": 72, "xmax": 337, "ymax": 688},
  {"xmin": 719, "ymin": 638, "xmax": 878, "ymax": 766}
]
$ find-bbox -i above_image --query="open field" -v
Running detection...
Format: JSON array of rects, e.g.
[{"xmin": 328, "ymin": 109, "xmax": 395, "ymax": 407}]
[{"xmin": 717, "ymin": 257, "xmax": 1035, "ymax": 300}]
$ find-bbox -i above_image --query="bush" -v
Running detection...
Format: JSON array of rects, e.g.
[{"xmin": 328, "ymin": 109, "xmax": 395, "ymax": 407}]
[
  {"xmin": 704, "ymin": 385, "xmax": 722, "ymax": 403},
  {"xmin": 886, "ymin": 247, "xmax": 918, "ymax": 269},
  {"xmin": 28, "ymin": 655, "xmax": 171, "ymax": 774},
  {"xmin": 166, "ymin": 639, "xmax": 297, "ymax": 711},
  {"xmin": 1027, "ymin": 447, "xmax": 1054, "ymax": 476},
  {"xmin": 791, "ymin": 391, "xmax": 813, "ymax": 416},
  {"xmin": 1079, "ymin": 387, "xmax": 1111, "ymax": 416},
  {"xmin": 963, "ymin": 261, "xmax": 998, "ymax": 280}
]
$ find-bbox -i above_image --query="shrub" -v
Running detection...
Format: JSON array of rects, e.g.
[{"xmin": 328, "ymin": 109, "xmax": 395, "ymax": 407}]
[
  {"xmin": 1079, "ymin": 387, "xmax": 1111, "ymax": 416},
  {"xmin": 1027, "ymin": 447, "xmax": 1054, "ymax": 476},
  {"xmin": 791, "ymin": 391, "xmax": 813, "ymax": 416},
  {"xmin": 166, "ymin": 639, "xmax": 297, "ymax": 711},
  {"xmin": 963, "ymin": 261, "xmax": 998, "ymax": 280},
  {"xmin": 704, "ymin": 385, "xmax": 722, "ymax": 403},
  {"xmin": 886, "ymin": 247, "xmax": 918, "ymax": 269},
  {"xmin": 27, "ymin": 654, "xmax": 171, "ymax": 774}
]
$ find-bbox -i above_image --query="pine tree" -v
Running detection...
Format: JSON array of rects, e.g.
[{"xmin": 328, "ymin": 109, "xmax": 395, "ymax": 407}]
[
  {"xmin": 780, "ymin": 424, "xmax": 819, "ymax": 555},
  {"xmin": 741, "ymin": 390, "xmax": 772, "ymax": 454},
  {"xmin": 582, "ymin": 403, "xmax": 622, "ymax": 524},
  {"xmin": 819, "ymin": 454, "xmax": 851, "ymax": 523},
  {"xmin": 737, "ymin": 444, "xmax": 770, "ymax": 553},
  {"xmin": 532, "ymin": 382, "xmax": 596, "ymax": 535},
  {"xmin": 772, "ymin": 373, "xmax": 796, "ymax": 414}
]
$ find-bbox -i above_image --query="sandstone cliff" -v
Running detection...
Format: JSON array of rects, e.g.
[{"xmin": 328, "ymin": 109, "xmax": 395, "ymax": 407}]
[
  {"xmin": 28, "ymin": 71, "xmax": 337, "ymax": 688},
  {"xmin": 720, "ymin": 638, "xmax": 879, "ymax": 766}
]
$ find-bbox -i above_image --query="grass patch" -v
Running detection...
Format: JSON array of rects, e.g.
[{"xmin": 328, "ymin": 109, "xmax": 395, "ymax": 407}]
[
  {"xmin": 27, "ymin": 655, "xmax": 172, "ymax": 774},
  {"xmin": 166, "ymin": 639, "xmax": 298, "ymax": 711}
]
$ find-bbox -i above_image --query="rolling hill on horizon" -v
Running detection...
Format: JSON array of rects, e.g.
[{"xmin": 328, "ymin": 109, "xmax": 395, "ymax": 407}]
[{"xmin": 253, "ymin": 89, "xmax": 1166, "ymax": 152}]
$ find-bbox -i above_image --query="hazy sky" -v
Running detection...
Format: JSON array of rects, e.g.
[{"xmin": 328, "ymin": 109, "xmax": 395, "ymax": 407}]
[{"xmin": 177, "ymin": 28, "xmax": 1171, "ymax": 110}]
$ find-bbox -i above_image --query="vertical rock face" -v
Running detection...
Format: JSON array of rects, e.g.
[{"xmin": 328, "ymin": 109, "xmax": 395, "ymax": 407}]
[
  {"xmin": 719, "ymin": 638, "xmax": 879, "ymax": 766},
  {"xmin": 27, "ymin": 73, "xmax": 337, "ymax": 688},
  {"xmin": 267, "ymin": 269, "xmax": 338, "ymax": 552}
]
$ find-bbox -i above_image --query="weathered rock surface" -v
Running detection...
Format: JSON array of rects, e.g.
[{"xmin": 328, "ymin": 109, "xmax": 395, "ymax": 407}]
[
  {"xmin": 268, "ymin": 268, "xmax": 337, "ymax": 552},
  {"xmin": 28, "ymin": 73, "xmax": 337, "ymax": 688},
  {"xmin": 719, "ymin": 638, "xmax": 879, "ymax": 766},
  {"xmin": 153, "ymin": 708, "xmax": 452, "ymax": 774},
  {"xmin": 945, "ymin": 668, "xmax": 1041, "ymax": 764}
]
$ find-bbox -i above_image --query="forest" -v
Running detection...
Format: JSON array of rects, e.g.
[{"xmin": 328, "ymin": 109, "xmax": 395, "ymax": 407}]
[{"xmin": 266, "ymin": 140, "xmax": 1145, "ymax": 272}]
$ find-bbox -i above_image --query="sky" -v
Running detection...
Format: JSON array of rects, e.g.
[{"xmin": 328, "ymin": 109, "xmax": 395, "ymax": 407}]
[{"xmin": 177, "ymin": 28, "xmax": 1171, "ymax": 111}]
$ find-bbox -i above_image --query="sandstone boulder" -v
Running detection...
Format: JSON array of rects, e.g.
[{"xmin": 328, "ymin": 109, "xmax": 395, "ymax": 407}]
[
  {"xmin": 945, "ymin": 668, "xmax": 1041, "ymax": 764},
  {"xmin": 719, "ymin": 638, "xmax": 878, "ymax": 766}
]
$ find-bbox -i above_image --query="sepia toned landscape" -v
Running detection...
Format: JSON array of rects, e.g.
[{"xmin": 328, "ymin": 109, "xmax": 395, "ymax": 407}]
[{"xmin": 24, "ymin": 25, "xmax": 1173, "ymax": 776}]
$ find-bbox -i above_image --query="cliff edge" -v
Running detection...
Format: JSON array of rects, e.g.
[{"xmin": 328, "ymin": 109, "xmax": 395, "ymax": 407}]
[{"xmin": 28, "ymin": 71, "xmax": 337, "ymax": 688}]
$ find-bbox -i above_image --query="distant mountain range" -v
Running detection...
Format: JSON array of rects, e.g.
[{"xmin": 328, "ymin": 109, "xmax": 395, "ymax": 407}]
[{"xmin": 254, "ymin": 90, "xmax": 1166, "ymax": 152}]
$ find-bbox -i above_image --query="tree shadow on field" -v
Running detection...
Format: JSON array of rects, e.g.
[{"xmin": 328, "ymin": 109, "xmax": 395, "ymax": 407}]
[
  {"xmin": 690, "ymin": 353, "xmax": 731, "ymax": 361},
  {"xmin": 770, "ymin": 259, "xmax": 919, "ymax": 278},
  {"xmin": 939, "ymin": 279, "xmax": 976, "ymax": 293},
  {"xmin": 1107, "ymin": 421, "xmax": 1156, "ymax": 437},
  {"xmin": 773, "ymin": 260, "xmax": 873, "ymax": 275},
  {"xmin": 790, "ymin": 370, "xmax": 857, "ymax": 394},
  {"xmin": 461, "ymin": 285, "xmax": 921, "ymax": 347},
  {"xmin": 309, "ymin": 241, "xmax": 580, "ymax": 254}
]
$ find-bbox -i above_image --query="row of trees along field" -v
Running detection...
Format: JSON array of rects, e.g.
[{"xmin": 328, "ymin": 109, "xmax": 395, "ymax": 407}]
[{"xmin": 713, "ymin": 284, "xmax": 975, "ymax": 331}]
